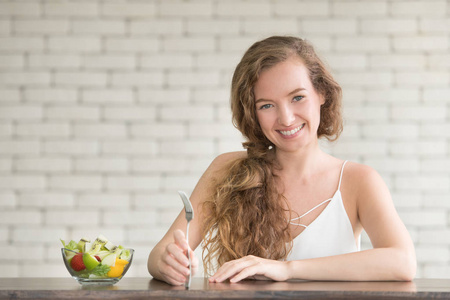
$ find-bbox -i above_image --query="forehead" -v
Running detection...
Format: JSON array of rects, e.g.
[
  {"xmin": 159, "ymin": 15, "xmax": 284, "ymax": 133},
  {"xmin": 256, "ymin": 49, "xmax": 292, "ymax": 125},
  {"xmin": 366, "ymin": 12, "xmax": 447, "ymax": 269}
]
[{"xmin": 254, "ymin": 56, "xmax": 312, "ymax": 100}]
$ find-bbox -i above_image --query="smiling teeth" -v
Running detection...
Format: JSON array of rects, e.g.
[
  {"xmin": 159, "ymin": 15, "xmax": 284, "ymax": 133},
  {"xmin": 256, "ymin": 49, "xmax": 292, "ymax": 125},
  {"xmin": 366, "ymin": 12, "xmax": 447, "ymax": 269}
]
[{"xmin": 279, "ymin": 124, "xmax": 305, "ymax": 136}]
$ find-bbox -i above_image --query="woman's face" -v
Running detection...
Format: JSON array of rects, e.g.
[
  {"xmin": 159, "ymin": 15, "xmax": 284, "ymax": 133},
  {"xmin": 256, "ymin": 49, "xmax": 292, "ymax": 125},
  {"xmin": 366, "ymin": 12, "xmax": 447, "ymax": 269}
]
[{"xmin": 253, "ymin": 56, "xmax": 324, "ymax": 154}]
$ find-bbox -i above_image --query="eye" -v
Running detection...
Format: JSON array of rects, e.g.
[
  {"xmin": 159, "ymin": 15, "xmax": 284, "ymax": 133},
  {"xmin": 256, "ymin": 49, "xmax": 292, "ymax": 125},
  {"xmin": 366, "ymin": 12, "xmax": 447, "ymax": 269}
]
[
  {"xmin": 258, "ymin": 103, "xmax": 273, "ymax": 110},
  {"xmin": 293, "ymin": 95, "xmax": 304, "ymax": 102}
]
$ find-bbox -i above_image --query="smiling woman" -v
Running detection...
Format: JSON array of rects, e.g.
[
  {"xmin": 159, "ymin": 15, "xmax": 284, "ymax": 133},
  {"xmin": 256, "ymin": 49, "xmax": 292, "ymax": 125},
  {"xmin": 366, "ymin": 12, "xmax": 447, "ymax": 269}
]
[{"xmin": 147, "ymin": 36, "xmax": 416, "ymax": 286}]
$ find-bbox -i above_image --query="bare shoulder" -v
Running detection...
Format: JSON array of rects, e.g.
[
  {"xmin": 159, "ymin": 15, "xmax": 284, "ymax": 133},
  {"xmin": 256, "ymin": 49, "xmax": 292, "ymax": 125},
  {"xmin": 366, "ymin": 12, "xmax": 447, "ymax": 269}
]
[{"xmin": 200, "ymin": 151, "xmax": 247, "ymax": 182}]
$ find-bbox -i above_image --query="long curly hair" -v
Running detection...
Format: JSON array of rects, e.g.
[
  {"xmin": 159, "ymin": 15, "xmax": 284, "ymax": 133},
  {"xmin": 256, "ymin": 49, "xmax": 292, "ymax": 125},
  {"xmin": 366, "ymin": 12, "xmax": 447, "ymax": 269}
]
[{"xmin": 201, "ymin": 36, "xmax": 343, "ymax": 275}]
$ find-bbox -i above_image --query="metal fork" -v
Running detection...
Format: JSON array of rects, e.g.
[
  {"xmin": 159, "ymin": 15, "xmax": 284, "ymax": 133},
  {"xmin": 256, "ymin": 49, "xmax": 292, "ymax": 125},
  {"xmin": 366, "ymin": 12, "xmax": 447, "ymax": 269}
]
[{"xmin": 178, "ymin": 191, "xmax": 194, "ymax": 289}]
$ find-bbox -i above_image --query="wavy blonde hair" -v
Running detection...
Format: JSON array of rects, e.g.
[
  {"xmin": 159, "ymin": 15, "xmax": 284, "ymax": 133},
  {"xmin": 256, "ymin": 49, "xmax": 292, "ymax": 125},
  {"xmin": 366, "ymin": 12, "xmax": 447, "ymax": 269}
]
[{"xmin": 201, "ymin": 36, "xmax": 343, "ymax": 275}]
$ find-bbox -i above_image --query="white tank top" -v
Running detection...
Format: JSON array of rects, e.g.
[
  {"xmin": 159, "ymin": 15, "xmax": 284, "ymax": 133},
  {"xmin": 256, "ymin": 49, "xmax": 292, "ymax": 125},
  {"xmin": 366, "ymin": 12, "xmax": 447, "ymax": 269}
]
[{"xmin": 285, "ymin": 161, "xmax": 361, "ymax": 261}]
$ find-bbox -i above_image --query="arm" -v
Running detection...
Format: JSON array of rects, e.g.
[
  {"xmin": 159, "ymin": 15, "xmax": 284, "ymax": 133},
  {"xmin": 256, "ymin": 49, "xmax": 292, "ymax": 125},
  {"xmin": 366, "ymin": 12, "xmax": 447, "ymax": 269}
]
[
  {"xmin": 148, "ymin": 152, "xmax": 245, "ymax": 285},
  {"xmin": 210, "ymin": 164, "xmax": 416, "ymax": 283}
]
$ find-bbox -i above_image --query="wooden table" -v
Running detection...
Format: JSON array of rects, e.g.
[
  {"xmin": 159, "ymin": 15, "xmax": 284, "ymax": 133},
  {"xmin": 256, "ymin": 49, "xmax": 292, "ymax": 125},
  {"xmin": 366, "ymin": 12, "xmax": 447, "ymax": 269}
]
[{"xmin": 1, "ymin": 277, "xmax": 450, "ymax": 299}]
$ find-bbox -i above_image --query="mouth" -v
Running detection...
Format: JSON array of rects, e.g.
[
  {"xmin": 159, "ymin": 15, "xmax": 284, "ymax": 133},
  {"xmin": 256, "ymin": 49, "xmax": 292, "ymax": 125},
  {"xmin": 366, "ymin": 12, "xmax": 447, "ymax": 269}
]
[{"xmin": 278, "ymin": 124, "xmax": 305, "ymax": 136}]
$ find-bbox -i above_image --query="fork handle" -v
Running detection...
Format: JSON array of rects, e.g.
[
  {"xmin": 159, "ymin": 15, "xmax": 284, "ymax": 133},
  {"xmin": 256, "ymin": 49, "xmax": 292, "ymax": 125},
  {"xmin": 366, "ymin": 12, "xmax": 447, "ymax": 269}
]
[{"xmin": 185, "ymin": 221, "xmax": 192, "ymax": 289}]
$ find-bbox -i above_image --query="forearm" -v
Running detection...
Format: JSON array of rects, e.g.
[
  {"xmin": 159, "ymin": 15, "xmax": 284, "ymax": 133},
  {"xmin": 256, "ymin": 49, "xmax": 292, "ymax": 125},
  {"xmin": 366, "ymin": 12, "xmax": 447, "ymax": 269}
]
[
  {"xmin": 287, "ymin": 247, "xmax": 416, "ymax": 281},
  {"xmin": 148, "ymin": 246, "xmax": 165, "ymax": 281}
]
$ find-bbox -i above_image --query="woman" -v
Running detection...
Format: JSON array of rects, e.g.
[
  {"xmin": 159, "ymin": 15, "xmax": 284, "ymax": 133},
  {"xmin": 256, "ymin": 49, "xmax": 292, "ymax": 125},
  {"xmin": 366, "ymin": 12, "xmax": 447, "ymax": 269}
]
[{"xmin": 148, "ymin": 36, "xmax": 416, "ymax": 285}]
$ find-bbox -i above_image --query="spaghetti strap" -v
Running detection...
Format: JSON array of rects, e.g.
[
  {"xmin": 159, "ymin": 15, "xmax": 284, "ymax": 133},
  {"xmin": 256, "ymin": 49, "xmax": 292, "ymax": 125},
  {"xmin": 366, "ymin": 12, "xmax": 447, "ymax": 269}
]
[{"xmin": 338, "ymin": 160, "xmax": 348, "ymax": 191}]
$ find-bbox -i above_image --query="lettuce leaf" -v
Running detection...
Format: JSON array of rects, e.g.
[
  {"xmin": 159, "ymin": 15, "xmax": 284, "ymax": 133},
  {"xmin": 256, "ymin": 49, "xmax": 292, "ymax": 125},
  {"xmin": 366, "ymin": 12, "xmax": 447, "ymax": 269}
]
[
  {"xmin": 92, "ymin": 264, "xmax": 111, "ymax": 276},
  {"xmin": 60, "ymin": 239, "xmax": 78, "ymax": 251}
]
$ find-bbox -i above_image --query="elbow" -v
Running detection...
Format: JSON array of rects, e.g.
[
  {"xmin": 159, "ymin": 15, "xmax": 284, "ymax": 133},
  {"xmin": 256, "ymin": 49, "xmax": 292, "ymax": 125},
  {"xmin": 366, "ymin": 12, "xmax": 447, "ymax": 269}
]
[{"xmin": 395, "ymin": 249, "xmax": 417, "ymax": 281}]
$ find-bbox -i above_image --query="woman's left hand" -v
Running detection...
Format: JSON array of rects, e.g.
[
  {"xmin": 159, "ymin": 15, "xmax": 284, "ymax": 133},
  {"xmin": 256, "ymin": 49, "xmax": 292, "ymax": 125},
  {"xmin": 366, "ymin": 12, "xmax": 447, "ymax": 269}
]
[{"xmin": 209, "ymin": 255, "xmax": 290, "ymax": 283}]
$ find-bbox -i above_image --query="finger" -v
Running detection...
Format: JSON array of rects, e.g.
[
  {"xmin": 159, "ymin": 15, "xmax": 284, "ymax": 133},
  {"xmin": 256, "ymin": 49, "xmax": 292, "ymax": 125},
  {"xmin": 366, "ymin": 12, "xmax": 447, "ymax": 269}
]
[
  {"xmin": 160, "ymin": 264, "xmax": 187, "ymax": 286},
  {"xmin": 211, "ymin": 257, "xmax": 255, "ymax": 283},
  {"xmin": 163, "ymin": 252, "xmax": 191, "ymax": 277},
  {"xmin": 173, "ymin": 229, "xmax": 188, "ymax": 250},
  {"xmin": 166, "ymin": 243, "xmax": 190, "ymax": 267},
  {"xmin": 230, "ymin": 264, "xmax": 260, "ymax": 283}
]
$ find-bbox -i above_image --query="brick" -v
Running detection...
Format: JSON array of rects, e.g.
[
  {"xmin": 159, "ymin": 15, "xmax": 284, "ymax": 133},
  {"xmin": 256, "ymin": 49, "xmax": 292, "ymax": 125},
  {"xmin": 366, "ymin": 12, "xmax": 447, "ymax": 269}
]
[
  {"xmin": 160, "ymin": 0, "xmax": 212, "ymax": 16},
  {"xmin": 396, "ymin": 71, "xmax": 449, "ymax": 87},
  {"xmin": 0, "ymin": 228, "xmax": 8, "ymax": 242},
  {"xmin": 0, "ymin": 245, "xmax": 45, "ymax": 261},
  {"xmin": 195, "ymin": 54, "xmax": 240, "ymax": 70},
  {"xmin": 131, "ymin": 123, "xmax": 185, "ymax": 138},
  {"xmin": 216, "ymin": 1, "xmax": 271, "ymax": 16},
  {"xmin": 83, "ymin": 54, "xmax": 135, "ymax": 70},
  {"xmin": 163, "ymin": 37, "xmax": 215, "ymax": 52},
  {"xmin": 131, "ymin": 157, "xmax": 188, "ymax": 173},
  {"xmin": 13, "ymin": 19, "xmax": 69, "ymax": 34},
  {"xmin": 335, "ymin": 37, "xmax": 390, "ymax": 53},
  {"xmin": 243, "ymin": 20, "xmax": 298, "ymax": 35},
  {"xmin": 104, "ymin": 106, "xmax": 156, "ymax": 121},
  {"xmin": 416, "ymin": 246, "xmax": 449, "ymax": 263},
  {"xmin": 422, "ymin": 193, "xmax": 450, "ymax": 208},
  {"xmin": 106, "ymin": 176, "xmax": 161, "ymax": 191},
  {"xmin": 362, "ymin": 123, "xmax": 419, "ymax": 139},
  {"xmin": 160, "ymin": 106, "xmax": 214, "ymax": 121},
  {"xmin": 0, "ymin": 2, "xmax": 41, "ymax": 16},
  {"xmin": 274, "ymin": 1, "xmax": 329, "ymax": 16},
  {"xmin": 343, "ymin": 106, "xmax": 388, "ymax": 121},
  {"xmin": 0, "ymin": 72, "xmax": 50, "ymax": 86},
  {"xmin": 391, "ymin": 193, "xmax": 421, "ymax": 208},
  {"xmin": 0, "ymin": 54, "xmax": 24, "ymax": 69},
  {"xmin": 390, "ymin": 141, "xmax": 447, "ymax": 156},
  {"xmin": 46, "ymin": 106, "xmax": 100, "ymax": 121},
  {"xmin": 369, "ymin": 54, "xmax": 426, "ymax": 70},
  {"xmin": 0, "ymin": 105, "xmax": 42, "ymax": 120},
  {"xmin": 395, "ymin": 176, "xmax": 450, "ymax": 191},
  {"xmin": 423, "ymin": 265, "xmax": 450, "ymax": 278},
  {"xmin": 420, "ymin": 18, "xmax": 450, "ymax": 33},
  {"xmin": 0, "ymin": 158, "xmax": 12, "ymax": 171},
  {"xmin": 130, "ymin": 20, "xmax": 183, "ymax": 35},
  {"xmin": 49, "ymin": 176, "xmax": 102, "ymax": 191},
  {"xmin": 48, "ymin": 37, "xmax": 101, "ymax": 52},
  {"xmin": 399, "ymin": 210, "xmax": 447, "ymax": 227},
  {"xmin": 419, "ymin": 229, "xmax": 450, "ymax": 244},
  {"xmin": 44, "ymin": 1, "xmax": 98, "ymax": 16},
  {"xmin": 18, "ymin": 193, "xmax": 75, "ymax": 208},
  {"xmin": 0, "ymin": 264, "xmax": 19, "ymax": 277},
  {"xmin": 82, "ymin": 89, "xmax": 133, "ymax": 104},
  {"xmin": 73, "ymin": 123, "xmax": 127, "ymax": 138},
  {"xmin": 72, "ymin": 20, "xmax": 126, "ymax": 34},
  {"xmin": 0, "ymin": 20, "xmax": 9, "ymax": 35},
  {"xmin": 167, "ymin": 71, "xmax": 220, "ymax": 87},
  {"xmin": 336, "ymin": 71, "xmax": 392, "ymax": 87},
  {"xmin": 301, "ymin": 19, "xmax": 357, "ymax": 35},
  {"xmin": 20, "ymin": 263, "xmax": 68, "ymax": 278},
  {"xmin": 420, "ymin": 124, "xmax": 450, "ymax": 138},
  {"xmin": 101, "ymin": 2, "xmax": 155, "ymax": 16},
  {"xmin": 187, "ymin": 157, "xmax": 215, "ymax": 173},
  {"xmin": 111, "ymin": 72, "xmax": 164, "ymax": 87},
  {"xmin": 162, "ymin": 175, "xmax": 201, "ymax": 191},
  {"xmin": 12, "ymin": 227, "xmax": 66, "ymax": 243},
  {"xmin": 393, "ymin": 36, "xmax": 449, "ymax": 52},
  {"xmin": 103, "ymin": 210, "xmax": 157, "ymax": 226},
  {"xmin": 363, "ymin": 158, "xmax": 420, "ymax": 173},
  {"xmin": 391, "ymin": 0, "xmax": 447, "ymax": 16},
  {"xmin": 140, "ymin": 54, "xmax": 193, "ymax": 69},
  {"xmin": 331, "ymin": 141, "xmax": 388, "ymax": 156},
  {"xmin": 134, "ymin": 193, "xmax": 181, "ymax": 209},
  {"xmin": 0, "ymin": 89, "xmax": 20, "ymax": 102},
  {"xmin": 421, "ymin": 159, "xmax": 450, "ymax": 173},
  {"xmin": 15, "ymin": 123, "xmax": 70, "ymax": 137},
  {"xmin": 77, "ymin": 194, "xmax": 130, "ymax": 209},
  {"xmin": 28, "ymin": 54, "xmax": 81, "ymax": 69},
  {"xmin": 192, "ymin": 88, "xmax": 230, "ymax": 104},
  {"xmin": 333, "ymin": 1, "xmax": 387, "ymax": 16},
  {"xmin": 54, "ymin": 72, "xmax": 107, "ymax": 87},
  {"xmin": 423, "ymin": 88, "xmax": 450, "ymax": 103},
  {"xmin": 45, "ymin": 210, "xmax": 100, "ymax": 225},
  {"xmin": 102, "ymin": 141, "xmax": 157, "ymax": 155},
  {"xmin": 366, "ymin": 88, "xmax": 420, "ymax": 103},
  {"xmin": 0, "ymin": 211, "xmax": 41, "ymax": 224},
  {"xmin": 391, "ymin": 105, "xmax": 446, "ymax": 121},
  {"xmin": 189, "ymin": 122, "xmax": 242, "ymax": 139},
  {"xmin": 217, "ymin": 105, "xmax": 233, "ymax": 122},
  {"xmin": 0, "ymin": 141, "xmax": 40, "ymax": 155},
  {"xmin": 24, "ymin": 88, "xmax": 77, "ymax": 103},
  {"xmin": 70, "ymin": 229, "xmax": 125, "ymax": 244},
  {"xmin": 0, "ymin": 193, "xmax": 15, "ymax": 208},
  {"xmin": 138, "ymin": 89, "xmax": 190, "ymax": 104},
  {"xmin": 160, "ymin": 141, "xmax": 215, "ymax": 156},
  {"xmin": 361, "ymin": 19, "xmax": 417, "ymax": 34},
  {"xmin": 157, "ymin": 209, "xmax": 181, "ymax": 227},
  {"xmin": 0, "ymin": 37, "xmax": 44, "ymax": 52},
  {"xmin": 106, "ymin": 37, "xmax": 159, "ymax": 53},
  {"xmin": 128, "ymin": 228, "xmax": 167, "ymax": 244},
  {"xmin": 15, "ymin": 158, "xmax": 71, "ymax": 172},
  {"xmin": 75, "ymin": 158, "xmax": 128, "ymax": 173},
  {"xmin": 43, "ymin": 141, "xmax": 98, "ymax": 155},
  {"xmin": 219, "ymin": 37, "xmax": 258, "ymax": 52},
  {"xmin": 325, "ymin": 54, "xmax": 367, "ymax": 71},
  {"xmin": 187, "ymin": 20, "xmax": 239, "ymax": 35}
]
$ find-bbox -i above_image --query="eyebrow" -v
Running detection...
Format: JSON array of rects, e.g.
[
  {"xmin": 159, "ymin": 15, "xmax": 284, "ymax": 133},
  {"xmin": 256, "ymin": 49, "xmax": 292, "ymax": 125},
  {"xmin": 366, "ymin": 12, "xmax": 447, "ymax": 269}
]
[{"xmin": 255, "ymin": 88, "xmax": 307, "ymax": 103}]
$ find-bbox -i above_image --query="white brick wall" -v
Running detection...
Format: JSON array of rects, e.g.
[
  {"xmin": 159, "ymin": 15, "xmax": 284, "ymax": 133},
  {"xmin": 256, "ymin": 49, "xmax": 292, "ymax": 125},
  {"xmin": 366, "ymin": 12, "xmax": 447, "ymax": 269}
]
[{"xmin": 0, "ymin": 0, "xmax": 449, "ymax": 280}]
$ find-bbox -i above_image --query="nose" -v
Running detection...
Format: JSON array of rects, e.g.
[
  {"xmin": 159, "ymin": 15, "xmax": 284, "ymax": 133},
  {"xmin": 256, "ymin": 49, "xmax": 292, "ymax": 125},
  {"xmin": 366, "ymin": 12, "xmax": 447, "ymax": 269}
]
[{"xmin": 277, "ymin": 104, "xmax": 296, "ymax": 127}]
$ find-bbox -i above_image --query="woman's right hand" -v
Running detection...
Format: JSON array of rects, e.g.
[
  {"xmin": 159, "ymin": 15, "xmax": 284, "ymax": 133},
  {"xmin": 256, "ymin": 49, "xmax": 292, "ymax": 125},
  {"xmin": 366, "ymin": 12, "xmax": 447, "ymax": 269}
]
[{"xmin": 157, "ymin": 229, "xmax": 199, "ymax": 286}]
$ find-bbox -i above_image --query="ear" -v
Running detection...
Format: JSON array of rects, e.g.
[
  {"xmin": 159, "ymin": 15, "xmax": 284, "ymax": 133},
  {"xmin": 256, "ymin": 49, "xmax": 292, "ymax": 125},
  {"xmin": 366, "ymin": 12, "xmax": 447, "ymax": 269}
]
[{"xmin": 319, "ymin": 94, "xmax": 326, "ymax": 106}]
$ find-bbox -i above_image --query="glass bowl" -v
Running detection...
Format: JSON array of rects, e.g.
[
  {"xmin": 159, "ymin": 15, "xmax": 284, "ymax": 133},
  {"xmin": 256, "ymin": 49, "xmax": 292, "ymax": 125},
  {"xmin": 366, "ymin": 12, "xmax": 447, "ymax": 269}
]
[{"xmin": 61, "ymin": 248, "xmax": 134, "ymax": 285}]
